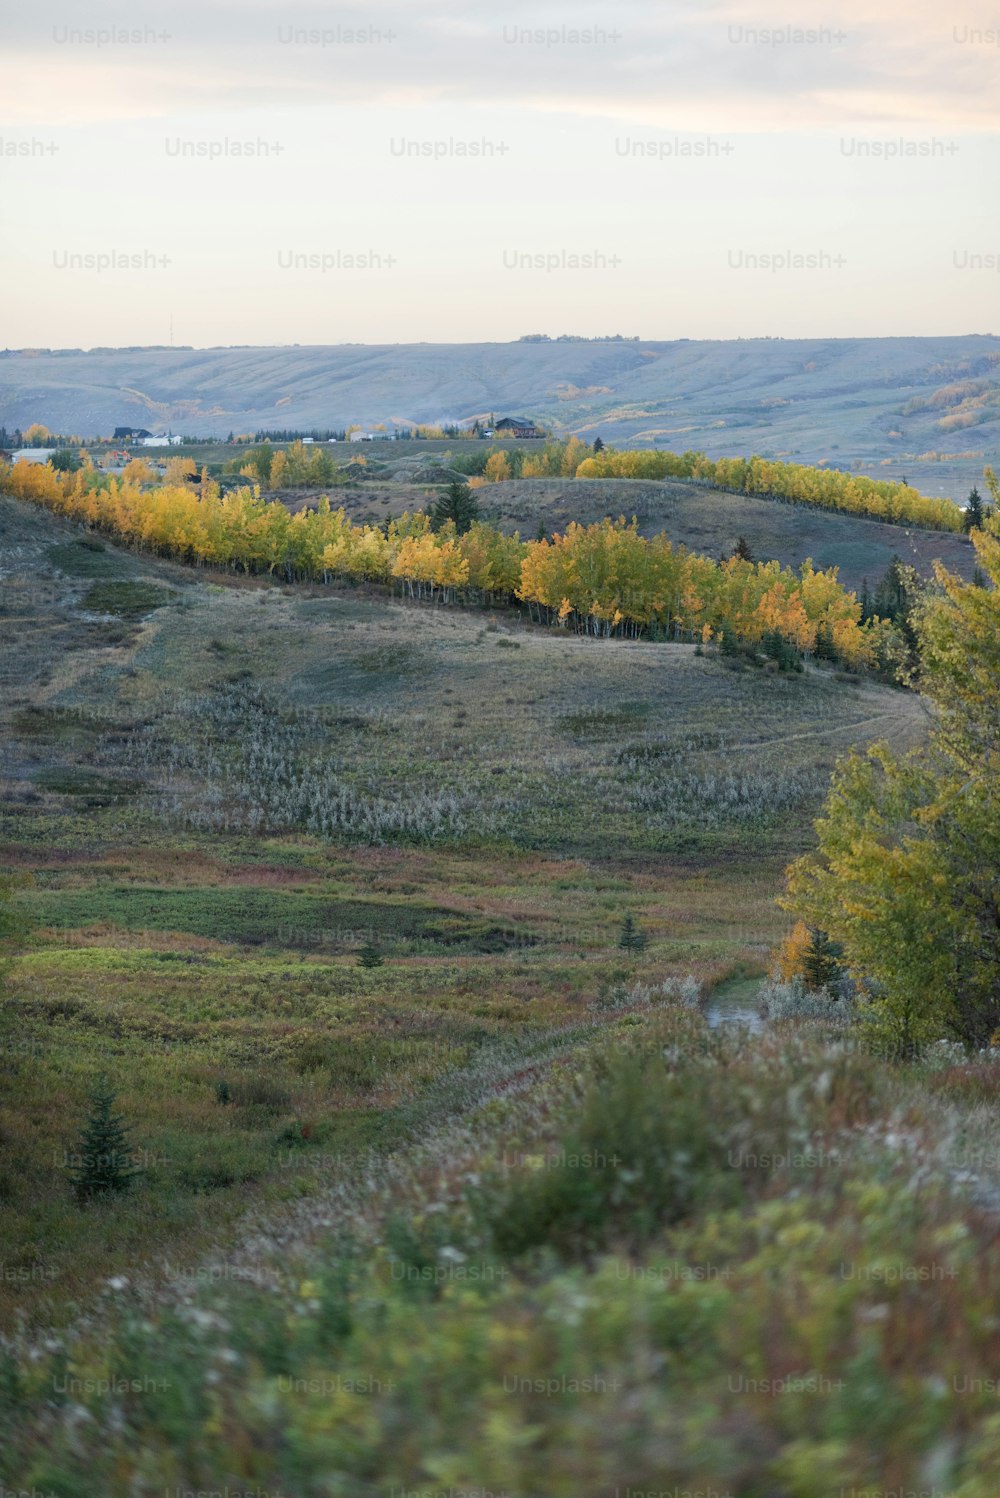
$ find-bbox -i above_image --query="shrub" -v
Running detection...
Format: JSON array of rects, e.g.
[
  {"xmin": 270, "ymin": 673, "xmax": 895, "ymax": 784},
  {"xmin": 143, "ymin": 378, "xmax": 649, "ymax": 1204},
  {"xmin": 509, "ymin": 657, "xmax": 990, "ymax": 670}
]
[
  {"xmin": 757, "ymin": 975, "xmax": 854, "ymax": 1027},
  {"xmin": 478, "ymin": 1013, "xmax": 744, "ymax": 1259}
]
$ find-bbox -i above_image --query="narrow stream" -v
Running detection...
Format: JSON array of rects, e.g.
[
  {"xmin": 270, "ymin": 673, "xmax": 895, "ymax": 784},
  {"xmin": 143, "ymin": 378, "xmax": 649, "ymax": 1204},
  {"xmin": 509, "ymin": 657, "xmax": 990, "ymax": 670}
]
[{"xmin": 704, "ymin": 976, "xmax": 765, "ymax": 1032}]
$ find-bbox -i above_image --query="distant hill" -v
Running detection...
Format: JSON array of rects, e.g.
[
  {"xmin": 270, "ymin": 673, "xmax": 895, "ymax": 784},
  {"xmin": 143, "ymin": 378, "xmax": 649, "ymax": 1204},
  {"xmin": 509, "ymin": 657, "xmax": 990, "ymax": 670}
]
[
  {"xmin": 479, "ymin": 478, "xmax": 979, "ymax": 596},
  {"xmin": 1, "ymin": 335, "xmax": 998, "ymax": 501}
]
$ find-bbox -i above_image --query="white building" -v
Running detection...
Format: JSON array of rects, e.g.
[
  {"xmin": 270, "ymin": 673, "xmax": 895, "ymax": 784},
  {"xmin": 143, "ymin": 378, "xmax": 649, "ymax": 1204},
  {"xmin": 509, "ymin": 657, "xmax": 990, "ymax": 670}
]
[
  {"xmin": 9, "ymin": 448, "xmax": 55, "ymax": 464},
  {"xmin": 140, "ymin": 434, "xmax": 183, "ymax": 447}
]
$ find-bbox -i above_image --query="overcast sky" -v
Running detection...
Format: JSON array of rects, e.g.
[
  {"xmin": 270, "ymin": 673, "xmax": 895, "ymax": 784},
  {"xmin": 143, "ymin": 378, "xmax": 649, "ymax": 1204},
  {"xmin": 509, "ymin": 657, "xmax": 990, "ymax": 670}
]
[{"xmin": 2, "ymin": 0, "xmax": 998, "ymax": 345}]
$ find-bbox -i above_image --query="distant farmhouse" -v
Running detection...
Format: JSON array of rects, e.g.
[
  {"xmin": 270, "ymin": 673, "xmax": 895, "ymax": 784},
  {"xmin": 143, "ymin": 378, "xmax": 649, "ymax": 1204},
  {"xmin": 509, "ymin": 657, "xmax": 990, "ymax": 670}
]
[
  {"xmin": 493, "ymin": 416, "xmax": 542, "ymax": 438},
  {"xmin": 112, "ymin": 426, "xmax": 182, "ymax": 446}
]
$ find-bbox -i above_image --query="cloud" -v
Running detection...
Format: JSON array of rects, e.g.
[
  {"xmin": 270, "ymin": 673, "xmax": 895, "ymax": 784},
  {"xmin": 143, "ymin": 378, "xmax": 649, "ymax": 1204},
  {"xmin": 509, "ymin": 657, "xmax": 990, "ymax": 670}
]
[{"xmin": 4, "ymin": 0, "xmax": 999, "ymax": 129}]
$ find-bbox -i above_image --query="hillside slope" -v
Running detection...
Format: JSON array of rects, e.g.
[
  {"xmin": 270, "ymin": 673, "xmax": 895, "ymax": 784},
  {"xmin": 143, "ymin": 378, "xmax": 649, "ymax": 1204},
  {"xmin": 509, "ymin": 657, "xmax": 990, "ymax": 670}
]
[
  {"xmin": 2, "ymin": 335, "xmax": 999, "ymax": 501},
  {"xmin": 480, "ymin": 477, "xmax": 979, "ymax": 594}
]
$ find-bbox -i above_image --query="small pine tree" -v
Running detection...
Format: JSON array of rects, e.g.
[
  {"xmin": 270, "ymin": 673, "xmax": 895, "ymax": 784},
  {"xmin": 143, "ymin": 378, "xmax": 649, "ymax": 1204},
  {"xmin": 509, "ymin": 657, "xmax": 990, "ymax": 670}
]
[
  {"xmin": 593, "ymin": 437, "xmax": 605, "ymax": 453},
  {"xmin": 731, "ymin": 535, "xmax": 754, "ymax": 562},
  {"xmin": 801, "ymin": 928, "xmax": 843, "ymax": 991},
  {"xmin": 617, "ymin": 915, "xmax": 647, "ymax": 953},
  {"xmin": 813, "ymin": 623, "xmax": 838, "ymax": 663},
  {"xmin": 357, "ymin": 942, "xmax": 384, "ymax": 969},
  {"xmin": 964, "ymin": 486, "xmax": 984, "ymax": 533},
  {"xmin": 67, "ymin": 1079, "xmax": 141, "ymax": 1203}
]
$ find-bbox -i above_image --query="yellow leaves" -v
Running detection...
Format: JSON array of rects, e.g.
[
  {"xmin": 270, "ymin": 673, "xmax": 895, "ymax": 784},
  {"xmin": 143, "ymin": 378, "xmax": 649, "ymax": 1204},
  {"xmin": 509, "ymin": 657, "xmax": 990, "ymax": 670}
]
[
  {"xmin": 775, "ymin": 921, "xmax": 812, "ymax": 982},
  {"xmin": 121, "ymin": 458, "xmax": 155, "ymax": 487},
  {"xmin": 432, "ymin": 538, "xmax": 470, "ymax": 591},
  {"xmin": 484, "ymin": 451, "xmax": 512, "ymax": 484},
  {"xmin": 575, "ymin": 444, "xmax": 963, "ymax": 531},
  {"xmin": 0, "ymin": 458, "xmax": 876, "ymax": 662},
  {"xmin": 163, "ymin": 456, "xmax": 196, "ymax": 485}
]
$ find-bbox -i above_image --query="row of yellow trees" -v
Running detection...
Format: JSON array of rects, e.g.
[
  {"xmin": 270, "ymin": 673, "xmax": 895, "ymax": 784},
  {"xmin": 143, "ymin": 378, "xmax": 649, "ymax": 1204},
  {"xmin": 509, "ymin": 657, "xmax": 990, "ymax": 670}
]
[
  {"xmin": 3, "ymin": 459, "xmax": 884, "ymax": 665},
  {"xmin": 573, "ymin": 448, "xmax": 964, "ymax": 531}
]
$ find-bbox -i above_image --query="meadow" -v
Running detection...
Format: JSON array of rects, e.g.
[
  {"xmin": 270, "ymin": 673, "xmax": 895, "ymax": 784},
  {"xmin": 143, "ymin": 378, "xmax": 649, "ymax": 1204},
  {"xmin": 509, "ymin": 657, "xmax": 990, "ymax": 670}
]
[
  {"xmin": 0, "ymin": 488, "xmax": 924, "ymax": 1324},
  {"xmin": 7, "ymin": 484, "xmax": 1000, "ymax": 1494}
]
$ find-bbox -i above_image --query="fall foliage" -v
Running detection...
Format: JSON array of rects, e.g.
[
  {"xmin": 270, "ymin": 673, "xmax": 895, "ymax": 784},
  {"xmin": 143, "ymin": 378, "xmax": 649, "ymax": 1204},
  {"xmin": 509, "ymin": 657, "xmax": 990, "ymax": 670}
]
[
  {"xmin": 576, "ymin": 447, "xmax": 965, "ymax": 532},
  {"xmin": 784, "ymin": 500, "xmax": 1000, "ymax": 1052},
  {"xmin": 2, "ymin": 458, "xmax": 891, "ymax": 667}
]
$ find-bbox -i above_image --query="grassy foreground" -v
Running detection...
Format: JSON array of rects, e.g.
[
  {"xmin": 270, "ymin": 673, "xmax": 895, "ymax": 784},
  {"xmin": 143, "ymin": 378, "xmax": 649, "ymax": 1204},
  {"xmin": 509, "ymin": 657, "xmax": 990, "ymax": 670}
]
[{"xmin": 6, "ymin": 1004, "xmax": 1000, "ymax": 1495}]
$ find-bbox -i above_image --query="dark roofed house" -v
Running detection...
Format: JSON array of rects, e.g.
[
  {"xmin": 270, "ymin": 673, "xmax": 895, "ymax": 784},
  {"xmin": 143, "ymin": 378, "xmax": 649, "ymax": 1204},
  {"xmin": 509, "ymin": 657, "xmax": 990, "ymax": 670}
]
[
  {"xmin": 113, "ymin": 426, "xmax": 152, "ymax": 440},
  {"xmin": 494, "ymin": 417, "xmax": 541, "ymax": 438}
]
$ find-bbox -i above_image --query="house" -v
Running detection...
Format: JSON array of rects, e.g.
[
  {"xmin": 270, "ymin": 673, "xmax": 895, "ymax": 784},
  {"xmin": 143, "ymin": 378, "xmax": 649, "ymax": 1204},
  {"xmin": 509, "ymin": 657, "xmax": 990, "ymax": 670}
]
[
  {"xmin": 139, "ymin": 434, "xmax": 183, "ymax": 447},
  {"xmin": 494, "ymin": 417, "xmax": 541, "ymax": 438},
  {"xmin": 113, "ymin": 427, "xmax": 152, "ymax": 440}
]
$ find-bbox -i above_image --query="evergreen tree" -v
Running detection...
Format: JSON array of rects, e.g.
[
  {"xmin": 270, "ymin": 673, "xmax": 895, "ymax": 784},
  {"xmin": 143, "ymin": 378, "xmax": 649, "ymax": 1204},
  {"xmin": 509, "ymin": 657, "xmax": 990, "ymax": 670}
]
[
  {"xmin": 965, "ymin": 487, "xmax": 984, "ymax": 533},
  {"xmin": 430, "ymin": 481, "xmax": 480, "ymax": 536},
  {"xmin": 617, "ymin": 914, "xmax": 647, "ymax": 953},
  {"xmin": 593, "ymin": 437, "xmax": 605, "ymax": 453},
  {"xmin": 812, "ymin": 623, "xmax": 838, "ymax": 663},
  {"xmin": 801, "ymin": 928, "xmax": 843, "ymax": 990},
  {"xmin": 357, "ymin": 942, "xmax": 384, "ymax": 969},
  {"xmin": 762, "ymin": 629, "xmax": 801, "ymax": 671},
  {"xmin": 731, "ymin": 535, "xmax": 754, "ymax": 562},
  {"xmin": 871, "ymin": 556, "xmax": 920, "ymax": 664},
  {"xmin": 67, "ymin": 1079, "xmax": 141, "ymax": 1203},
  {"xmin": 718, "ymin": 626, "xmax": 743, "ymax": 660}
]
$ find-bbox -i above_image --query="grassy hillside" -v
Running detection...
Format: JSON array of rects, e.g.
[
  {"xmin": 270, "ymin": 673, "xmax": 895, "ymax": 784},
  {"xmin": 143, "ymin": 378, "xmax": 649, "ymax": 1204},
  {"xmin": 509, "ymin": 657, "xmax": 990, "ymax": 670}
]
[
  {"xmin": 2, "ymin": 335, "xmax": 998, "ymax": 500},
  {"xmin": 6, "ymin": 492, "xmax": 1000, "ymax": 1493},
  {"xmin": 284, "ymin": 473, "xmax": 978, "ymax": 596},
  {"xmin": 482, "ymin": 476, "xmax": 980, "ymax": 593},
  {"xmin": 0, "ymin": 491, "xmax": 924, "ymax": 1330}
]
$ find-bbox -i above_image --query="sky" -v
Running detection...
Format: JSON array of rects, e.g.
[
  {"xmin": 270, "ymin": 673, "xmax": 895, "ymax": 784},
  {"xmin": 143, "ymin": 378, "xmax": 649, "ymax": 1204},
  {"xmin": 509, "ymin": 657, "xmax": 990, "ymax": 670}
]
[{"xmin": 2, "ymin": 0, "xmax": 999, "ymax": 346}]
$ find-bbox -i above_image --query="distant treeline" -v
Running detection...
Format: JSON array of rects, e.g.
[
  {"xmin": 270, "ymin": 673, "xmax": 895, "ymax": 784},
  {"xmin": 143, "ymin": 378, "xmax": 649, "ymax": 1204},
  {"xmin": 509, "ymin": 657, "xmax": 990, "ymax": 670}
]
[
  {"xmin": 574, "ymin": 448, "xmax": 965, "ymax": 532},
  {"xmin": 2, "ymin": 458, "xmax": 897, "ymax": 669},
  {"xmin": 455, "ymin": 439, "xmax": 971, "ymax": 534}
]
